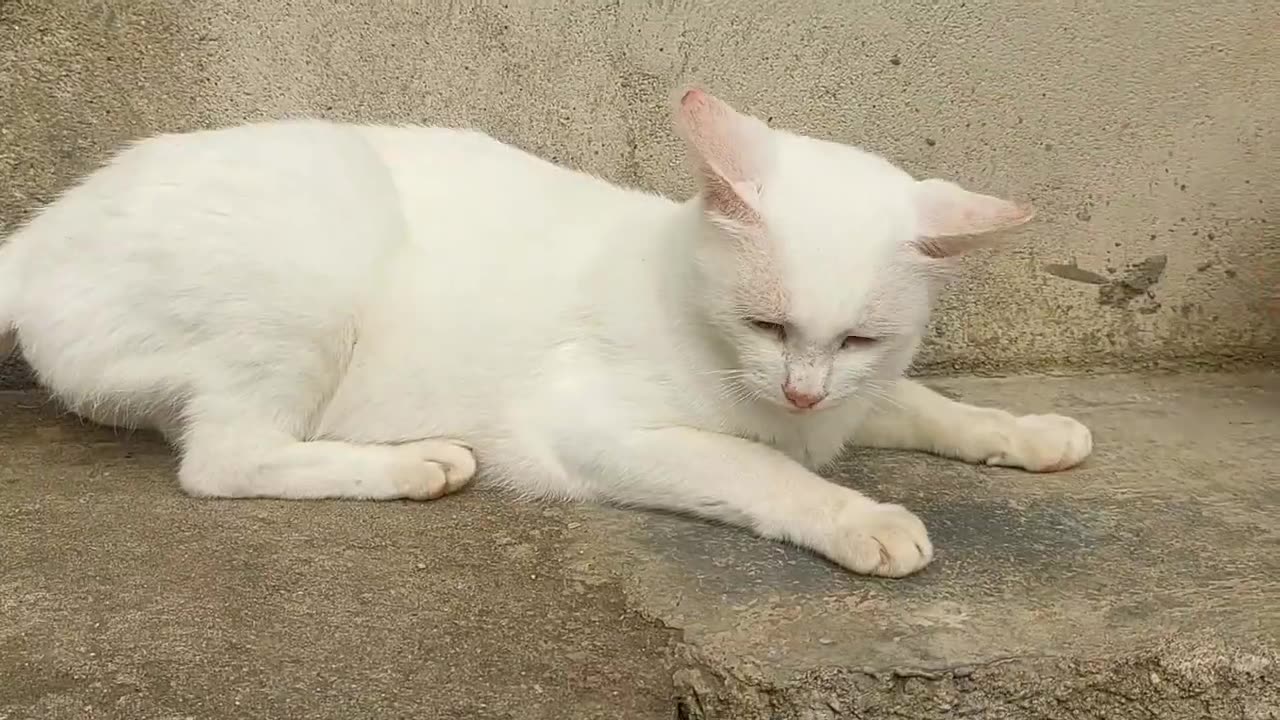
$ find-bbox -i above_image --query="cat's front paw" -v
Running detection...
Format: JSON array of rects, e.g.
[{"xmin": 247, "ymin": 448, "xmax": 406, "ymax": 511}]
[
  {"xmin": 825, "ymin": 503, "xmax": 933, "ymax": 577},
  {"xmin": 390, "ymin": 439, "xmax": 478, "ymax": 500},
  {"xmin": 989, "ymin": 414, "xmax": 1092, "ymax": 472}
]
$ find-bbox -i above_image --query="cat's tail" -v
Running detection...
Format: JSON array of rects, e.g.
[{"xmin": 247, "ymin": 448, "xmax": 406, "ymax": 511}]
[{"xmin": 0, "ymin": 238, "xmax": 19, "ymax": 362}]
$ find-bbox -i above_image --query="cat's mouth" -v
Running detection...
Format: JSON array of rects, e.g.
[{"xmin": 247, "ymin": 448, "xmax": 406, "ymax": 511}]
[{"xmin": 777, "ymin": 397, "xmax": 833, "ymax": 415}]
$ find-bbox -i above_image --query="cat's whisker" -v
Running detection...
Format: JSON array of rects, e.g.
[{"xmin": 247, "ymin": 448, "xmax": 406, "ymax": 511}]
[
  {"xmin": 716, "ymin": 381, "xmax": 766, "ymax": 410},
  {"xmin": 696, "ymin": 368, "xmax": 751, "ymax": 380}
]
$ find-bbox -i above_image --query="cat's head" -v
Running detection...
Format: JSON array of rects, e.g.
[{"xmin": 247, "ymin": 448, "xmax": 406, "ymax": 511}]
[{"xmin": 676, "ymin": 88, "xmax": 1033, "ymax": 413}]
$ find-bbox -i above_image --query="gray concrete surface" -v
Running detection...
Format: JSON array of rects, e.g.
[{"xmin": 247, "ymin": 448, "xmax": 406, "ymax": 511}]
[
  {"xmin": 2, "ymin": 0, "xmax": 1278, "ymax": 383},
  {"xmin": 3, "ymin": 372, "xmax": 1277, "ymax": 719},
  {"xmin": 0, "ymin": 394, "xmax": 679, "ymax": 720}
]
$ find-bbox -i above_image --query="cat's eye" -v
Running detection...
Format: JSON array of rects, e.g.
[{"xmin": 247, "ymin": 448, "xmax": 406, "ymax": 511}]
[
  {"xmin": 749, "ymin": 319, "xmax": 786, "ymax": 339},
  {"xmin": 841, "ymin": 334, "xmax": 878, "ymax": 350}
]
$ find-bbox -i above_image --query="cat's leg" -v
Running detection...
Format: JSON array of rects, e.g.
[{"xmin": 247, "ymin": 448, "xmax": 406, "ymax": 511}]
[
  {"xmin": 853, "ymin": 378, "xmax": 1092, "ymax": 472},
  {"xmin": 564, "ymin": 426, "xmax": 932, "ymax": 577},
  {"xmin": 176, "ymin": 396, "xmax": 476, "ymax": 501}
]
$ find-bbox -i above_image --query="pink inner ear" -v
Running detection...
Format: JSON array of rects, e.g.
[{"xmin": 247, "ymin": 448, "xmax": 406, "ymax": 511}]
[
  {"xmin": 913, "ymin": 179, "xmax": 1035, "ymax": 258},
  {"xmin": 676, "ymin": 88, "xmax": 769, "ymax": 222},
  {"xmin": 915, "ymin": 179, "xmax": 1034, "ymax": 238}
]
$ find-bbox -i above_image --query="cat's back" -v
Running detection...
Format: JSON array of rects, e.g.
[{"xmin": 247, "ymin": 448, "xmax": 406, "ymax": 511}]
[
  {"xmin": 10, "ymin": 118, "xmax": 401, "ymax": 262},
  {"xmin": 344, "ymin": 123, "xmax": 675, "ymax": 350},
  {"xmin": 355, "ymin": 124, "xmax": 668, "ymax": 253}
]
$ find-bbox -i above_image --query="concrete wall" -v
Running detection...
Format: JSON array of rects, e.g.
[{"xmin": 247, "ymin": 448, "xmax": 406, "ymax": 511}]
[{"xmin": 2, "ymin": 0, "xmax": 1277, "ymax": 386}]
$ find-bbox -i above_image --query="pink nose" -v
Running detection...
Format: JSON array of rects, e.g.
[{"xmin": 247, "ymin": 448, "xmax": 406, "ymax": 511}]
[{"xmin": 783, "ymin": 385, "xmax": 825, "ymax": 409}]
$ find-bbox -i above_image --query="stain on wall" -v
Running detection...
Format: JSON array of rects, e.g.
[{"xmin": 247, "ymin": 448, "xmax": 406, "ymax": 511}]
[
  {"xmin": 1097, "ymin": 255, "xmax": 1168, "ymax": 313},
  {"xmin": 1045, "ymin": 255, "xmax": 1171, "ymax": 314},
  {"xmin": 1044, "ymin": 264, "xmax": 1110, "ymax": 287}
]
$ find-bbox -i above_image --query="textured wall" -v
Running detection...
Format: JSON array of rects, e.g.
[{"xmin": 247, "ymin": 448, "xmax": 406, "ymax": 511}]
[{"xmin": 2, "ymin": 0, "xmax": 1277, "ymax": 387}]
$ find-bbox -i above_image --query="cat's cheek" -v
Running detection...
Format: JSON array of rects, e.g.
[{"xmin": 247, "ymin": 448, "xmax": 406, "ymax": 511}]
[{"xmin": 741, "ymin": 344, "xmax": 788, "ymax": 387}]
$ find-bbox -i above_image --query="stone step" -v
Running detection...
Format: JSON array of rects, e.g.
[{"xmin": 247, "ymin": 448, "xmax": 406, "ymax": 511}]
[{"xmin": 2, "ymin": 372, "xmax": 1276, "ymax": 719}]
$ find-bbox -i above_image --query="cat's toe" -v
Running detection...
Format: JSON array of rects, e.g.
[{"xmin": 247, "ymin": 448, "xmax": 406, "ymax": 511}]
[
  {"xmin": 427, "ymin": 440, "xmax": 478, "ymax": 492},
  {"xmin": 393, "ymin": 439, "xmax": 478, "ymax": 500},
  {"xmin": 828, "ymin": 503, "xmax": 933, "ymax": 577},
  {"xmin": 999, "ymin": 414, "xmax": 1093, "ymax": 472}
]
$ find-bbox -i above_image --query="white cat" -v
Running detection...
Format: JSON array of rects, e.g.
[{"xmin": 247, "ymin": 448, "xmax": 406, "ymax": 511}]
[{"xmin": 0, "ymin": 88, "xmax": 1091, "ymax": 577}]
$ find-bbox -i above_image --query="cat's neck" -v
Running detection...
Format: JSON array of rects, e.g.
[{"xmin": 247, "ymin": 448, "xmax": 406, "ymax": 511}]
[
  {"xmin": 653, "ymin": 197, "xmax": 729, "ymax": 360},
  {"xmin": 585, "ymin": 193, "xmax": 732, "ymax": 383}
]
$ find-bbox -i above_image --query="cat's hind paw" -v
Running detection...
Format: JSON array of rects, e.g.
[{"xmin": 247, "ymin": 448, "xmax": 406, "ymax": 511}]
[
  {"xmin": 390, "ymin": 439, "xmax": 477, "ymax": 500},
  {"xmin": 826, "ymin": 502, "xmax": 934, "ymax": 577},
  {"xmin": 989, "ymin": 413, "xmax": 1093, "ymax": 473}
]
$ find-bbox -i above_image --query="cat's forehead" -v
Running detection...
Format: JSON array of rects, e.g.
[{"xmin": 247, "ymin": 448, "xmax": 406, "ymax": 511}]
[
  {"xmin": 762, "ymin": 135, "xmax": 917, "ymax": 253},
  {"xmin": 752, "ymin": 135, "xmax": 925, "ymax": 333},
  {"xmin": 777, "ymin": 246, "xmax": 921, "ymax": 338}
]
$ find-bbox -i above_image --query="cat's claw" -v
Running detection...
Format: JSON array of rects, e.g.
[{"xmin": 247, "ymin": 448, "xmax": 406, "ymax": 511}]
[
  {"xmin": 826, "ymin": 502, "xmax": 933, "ymax": 577},
  {"xmin": 391, "ymin": 439, "xmax": 477, "ymax": 500},
  {"xmin": 988, "ymin": 413, "xmax": 1093, "ymax": 473}
]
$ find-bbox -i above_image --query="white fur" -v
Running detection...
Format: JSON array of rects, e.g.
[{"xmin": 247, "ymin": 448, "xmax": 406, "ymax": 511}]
[{"xmin": 0, "ymin": 90, "xmax": 1090, "ymax": 577}]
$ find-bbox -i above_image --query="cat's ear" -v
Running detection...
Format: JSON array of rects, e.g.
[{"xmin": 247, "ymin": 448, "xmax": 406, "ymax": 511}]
[
  {"xmin": 911, "ymin": 178, "xmax": 1035, "ymax": 259},
  {"xmin": 674, "ymin": 88, "xmax": 773, "ymax": 224}
]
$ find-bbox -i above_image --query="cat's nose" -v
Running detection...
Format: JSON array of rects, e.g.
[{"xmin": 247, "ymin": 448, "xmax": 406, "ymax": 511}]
[{"xmin": 783, "ymin": 385, "xmax": 825, "ymax": 409}]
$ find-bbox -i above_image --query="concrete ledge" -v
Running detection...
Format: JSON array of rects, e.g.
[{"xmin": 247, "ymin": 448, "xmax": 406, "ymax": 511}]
[
  {"xmin": 673, "ymin": 642, "xmax": 1278, "ymax": 719},
  {"xmin": 2, "ymin": 372, "xmax": 1277, "ymax": 718},
  {"xmin": 0, "ymin": 355, "xmax": 35, "ymax": 390}
]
